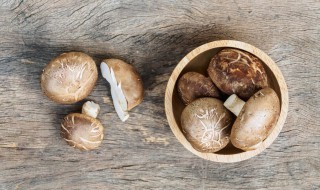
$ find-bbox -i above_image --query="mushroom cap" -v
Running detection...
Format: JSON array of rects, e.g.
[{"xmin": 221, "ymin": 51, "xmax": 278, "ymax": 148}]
[
  {"xmin": 61, "ymin": 113, "xmax": 104, "ymax": 150},
  {"xmin": 207, "ymin": 48, "xmax": 268, "ymax": 99},
  {"xmin": 181, "ymin": 98, "xmax": 234, "ymax": 153},
  {"xmin": 177, "ymin": 72, "xmax": 220, "ymax": 105},
  {"xmin": 230, "ymin": 88, "xmax": 280, "ymax": 151},
  {"xmin": 103, "ymin": 59, "xmax": 144, "ymax": 110},
  {"xmin": 41, "ymin": 52, "xmax": 98, "ymax": 104}
]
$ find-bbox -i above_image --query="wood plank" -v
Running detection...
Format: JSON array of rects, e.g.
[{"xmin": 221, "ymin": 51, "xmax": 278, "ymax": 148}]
[{"xmin": 0, "ymin": 0, "xmax": 319, "ymax": 189}]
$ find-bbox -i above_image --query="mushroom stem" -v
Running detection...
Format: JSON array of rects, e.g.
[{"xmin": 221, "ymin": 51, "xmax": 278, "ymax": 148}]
[
  {"xmin": 223, "ymin": 94, "xmax": 245, "ymax": 116},
  {"xmin": 82, "ymin": 101, "xmax": 100, "ymax": 118}
]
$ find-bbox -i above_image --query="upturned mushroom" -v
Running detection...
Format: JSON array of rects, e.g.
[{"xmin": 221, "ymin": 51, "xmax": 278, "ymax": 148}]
[
  {"xmin": 224, "ymin": 87, "xmax": 280, "ymax": 151},
  {"xmin": 207, "ymin": 48, "xmax": 268, "ymax": 99},
  {"xmin": 41, "ymin": 52, "xmax": 98, "ymax": 104},
  {"xmin": 177, "ymin": 72, "xmax": 220, "ymax": 105},
  {"xmin": 100, "ymin": 59, "xmax": 144, "ymax": 122},
  {"xmin": 181, "ymin": 98, "xmax": 234, "ymax": 153},
  {"xmin": 61, "ymin": 101, "xmax": 104, "ymax": 150}
]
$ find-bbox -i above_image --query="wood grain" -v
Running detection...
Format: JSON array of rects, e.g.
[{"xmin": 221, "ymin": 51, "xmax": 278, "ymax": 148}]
[{"xmin": 0, "ymin": 0, "xmax": 319, "ymax": 189}]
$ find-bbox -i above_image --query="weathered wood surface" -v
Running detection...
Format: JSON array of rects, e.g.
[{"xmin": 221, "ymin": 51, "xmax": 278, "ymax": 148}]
[{"xmin": 0, "ymin": 0, "xmax": 319, "ymax": 189}]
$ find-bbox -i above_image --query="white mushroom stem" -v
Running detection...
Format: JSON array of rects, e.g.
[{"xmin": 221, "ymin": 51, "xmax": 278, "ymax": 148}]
[
  {"xmin": 223, "ymin": 94, "xmax": 245, "ymax": 116},
  {"xmin": 82, "ymin": 101, "xmax": 100, "ymax": 118},
  {"xmin": 100, "ymin": 62, "xmax": 129, "ymax": 122}
]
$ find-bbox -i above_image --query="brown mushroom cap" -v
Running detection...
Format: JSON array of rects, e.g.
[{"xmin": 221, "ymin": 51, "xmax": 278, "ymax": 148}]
[
  {"xmin": 177, "ymin": 72, "xmax": 220, "ymax": 105},
  {"xmin": 103, "ymin": 59, "xmax": 144, "ymax": 110},
  {"xmin": 61, "ymin": 113, "xmax": 104, "ymax": 150},
  {"xmin": 230, "ymin": 88, "xmax": 280, "ymax": 151},
  {"xmin": 181, "ymin": 98, "xmax": 234, "ymax": 153},
  {"xmin": 207, "ymin": 48, "xmax": 268, "ymax": 99},
  {"xmin": 41, "ymin": 52, "xmax": 98, "ymax": 104}
]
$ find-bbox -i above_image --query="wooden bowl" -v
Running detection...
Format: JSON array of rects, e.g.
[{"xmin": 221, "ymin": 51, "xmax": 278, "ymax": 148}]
[{"xmin": 165, "ymin": 40, "xmax": 288, "ymax": 163}]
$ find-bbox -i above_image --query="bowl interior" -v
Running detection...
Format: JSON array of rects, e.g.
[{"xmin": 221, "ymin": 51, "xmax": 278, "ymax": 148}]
[{"xmin": 171, "ymin": 47, "xmax": 282, "ymax": 155}]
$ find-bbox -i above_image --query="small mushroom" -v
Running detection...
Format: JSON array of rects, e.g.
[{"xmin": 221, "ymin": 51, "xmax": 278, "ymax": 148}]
[
  {"xmin": 181, "ymin": 98, "xmax": 234, "ymax": 153},
  {"xmin": 41, "ymin": 52, "xmax": 98, "ymax": 104},
  {"xmin": 100, "ymin": 59, "xmax": 144, "ymax": 122},
  {"xmin": 224, "ymin": 88, "xmax": 280, "ymax": 151},
  {"xmin": 207, "ymin": 48, "xmax": 268, "ymax": 99},
  {"xmin": 61, "ymin": 101, "xmax": 104, "ymax": 150},
  {"xmin": 177, "ymin": 72, "xmax": 220, "ymax": 105}
]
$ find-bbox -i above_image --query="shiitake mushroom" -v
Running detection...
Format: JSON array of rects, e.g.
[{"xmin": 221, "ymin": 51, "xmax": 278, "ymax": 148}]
[
  {"xmin": 207, "ymin": 48, "xmax": 268, "ymax": 100},
  {"xmin": 61, "ymin": 101, "xmax": 104, "ymax": 150},
  {"xmin": 181, "ymin": 98, "xmax": 234, "ymax": 153},
  {"xmin": 224, "ymin": 88, "xmax": 280, "ymax": 151},
  {"xmin": 41, "ymin": 52, "xmax": 98, "ymax": 104},
  {"xmin": 177, "ymin": 72, "xmax": 220, "ymax": 105},
  {"xmin": 100, "ymin": 59, "xmax": 144, "ymax": 122}
]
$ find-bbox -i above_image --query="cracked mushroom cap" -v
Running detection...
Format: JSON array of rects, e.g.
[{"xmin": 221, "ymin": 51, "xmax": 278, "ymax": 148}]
[
  {"xmin": 181, "ymin": 98, "xmax": 234, "ymax": 153},
  {"xmin": 177, "ymin": 72, "xmax": 220, "ymax": 105},
  {"xmin": 230, "ymin": 88, "xmax": 280, "ymax": 151},
  {"xmin": 41, "ymin": 52, "xmax": 98, "ymax": 104},
  {"xmin": 61, "ymin": 113, "xmax": 104, "ymax": 150},
  {"xmin": 207, "ymin": 48, "xmax": 268, "ymax": 99}
]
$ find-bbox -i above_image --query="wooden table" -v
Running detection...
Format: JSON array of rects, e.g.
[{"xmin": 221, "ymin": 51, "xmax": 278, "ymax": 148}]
[{"xmin": 1, "ymin": 1, "xmax": 319, "ymax": 189}]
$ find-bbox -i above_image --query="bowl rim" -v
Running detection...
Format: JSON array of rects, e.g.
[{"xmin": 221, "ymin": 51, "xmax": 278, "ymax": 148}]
[{"xmin": 164, "ymin": 40, "xmax": 289, "ymax": 163}]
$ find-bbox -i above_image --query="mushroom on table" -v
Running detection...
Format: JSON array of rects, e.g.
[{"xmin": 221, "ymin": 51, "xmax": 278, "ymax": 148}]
[
  {"xmin": 100, "ymin": 59, "xmax": 144, "ymax": 122},
  {"xmin": 41, "ymin": 52, "xmax": 98, "ymax": 104},
  {"xmin": 61, "ymin": 101, "xmax": 104, "ymax": 150}
]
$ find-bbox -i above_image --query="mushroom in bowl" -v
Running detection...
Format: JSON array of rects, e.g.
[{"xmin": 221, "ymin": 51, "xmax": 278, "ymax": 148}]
[
  {"xmin": 177, "ymin": 72, "xmax": 220, "ymax": 105},
  {"xmin": 207, "ymin": 48, "xmax": 268, "ymax": 99},
  {"xmin": 181, "ymin": 98, "xmax": 234, "ymax": 153},
  {"xmin": 224, "ymin": 88, "xmax": 280, "ymax": 151}
]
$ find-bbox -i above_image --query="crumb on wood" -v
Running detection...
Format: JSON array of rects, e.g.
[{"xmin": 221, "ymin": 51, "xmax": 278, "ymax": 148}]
[
  {"xmin": 0, "ymin": 142, "xmax": 17, "ymax": 148},
  {"xmin": 103, "ymin": 96, "xmax": 112, "ymax": 104},
  {"xmin": 144, "ymin": 137, "xmax": 169, "ymax": 146}
]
